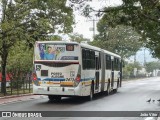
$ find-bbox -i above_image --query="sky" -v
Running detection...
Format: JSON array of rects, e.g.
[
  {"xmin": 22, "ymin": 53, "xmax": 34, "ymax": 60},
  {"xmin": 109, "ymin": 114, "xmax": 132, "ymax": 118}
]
[
  {"xmin": 73, "ymin": 0, "xmax": 123, "ymax": 39},
  {"xmin": 129, "ymin": 48, "xmax": 159, "ymax": 65},
  {"xmin": 72, "ymin": 0, "xmax": 159, "ymax": 64}
]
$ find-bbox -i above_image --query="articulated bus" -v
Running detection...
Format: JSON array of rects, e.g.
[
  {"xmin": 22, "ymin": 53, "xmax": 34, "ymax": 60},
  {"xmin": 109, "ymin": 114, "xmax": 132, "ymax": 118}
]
[{"xmin": 33, "ymin": 41, "xmax": 122, "ymax": 101}]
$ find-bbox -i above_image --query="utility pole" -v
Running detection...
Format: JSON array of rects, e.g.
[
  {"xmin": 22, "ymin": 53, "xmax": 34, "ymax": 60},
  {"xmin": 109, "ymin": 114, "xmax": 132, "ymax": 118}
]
[
  {"xmin": 93, "ymin": 19, "xmax": 96, "ymax": 37},
  {"xmin": 88, "ymin": 19, "xmax": 98, "ymax": 39}
]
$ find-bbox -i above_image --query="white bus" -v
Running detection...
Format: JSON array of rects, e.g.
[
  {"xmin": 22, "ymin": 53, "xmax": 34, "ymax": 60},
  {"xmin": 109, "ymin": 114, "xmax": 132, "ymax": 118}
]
[{"xmin": 33, "ymin": 41, "xmax": 122, "ymax": 101}]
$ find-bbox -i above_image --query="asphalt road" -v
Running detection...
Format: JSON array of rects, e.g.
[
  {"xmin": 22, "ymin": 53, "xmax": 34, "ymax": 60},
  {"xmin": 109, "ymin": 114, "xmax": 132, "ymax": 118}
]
[{"xmin": 1, "ymin": 77, "xmax": 160, "ymax": 120}]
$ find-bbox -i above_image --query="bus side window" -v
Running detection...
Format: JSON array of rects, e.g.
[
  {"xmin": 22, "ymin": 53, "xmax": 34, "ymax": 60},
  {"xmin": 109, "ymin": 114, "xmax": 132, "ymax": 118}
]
[
  {"xmin": 99, "ymin": 53, "xmax": 101, "ymax": 69},
  {"xmin": 86, "ymin": 50, "xmax": 90, "ymax": 69},
  {"xmin": 92, "ymin": 51, "xmax": 95, "ymax": 69},
  {"xmin": 82, "ymin": 49, "xmax": 86, "ymax": 69},
  {"xmin": 117, "ymin": 59, "xmax": 120, "ymax": 70},
  {"xmin": 114, "ymin": 58, "xmax": 117, "ymax": 70},
  {"xmin": 82, "ymin": 49, "xmax": 95, "ymax": 70},
  {"xmin": 106, "ymin": 55, "xmax": 111, "ymax": 69},
  {"xmin": 114, "ymin": 58, "xmax": 120, "ymax": 71},
  {"xmin": 95, "ymin": 56, "xmax": 99, "ymax": 70}
]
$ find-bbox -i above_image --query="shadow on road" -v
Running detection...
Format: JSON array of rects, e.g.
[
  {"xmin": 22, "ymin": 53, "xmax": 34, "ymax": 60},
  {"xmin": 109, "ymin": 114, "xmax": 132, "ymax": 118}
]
[{"xmin": 36, "ymin": 91, "xmax": 119, "ymax": 105}]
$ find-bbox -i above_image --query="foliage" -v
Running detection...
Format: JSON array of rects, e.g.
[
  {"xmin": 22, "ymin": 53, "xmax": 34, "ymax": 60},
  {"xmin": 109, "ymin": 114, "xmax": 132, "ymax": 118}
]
[
  {"xmin": 69, "ymin": 33, "xmax": 90, "ymax": 42},
  {"xmin": 123, "ymin": 61, "xmax": 142, "ymax": 79},
  {"xmin": 68, "ymin": 0, "xmax": 93, "ymax": 17},
  {"xmin": 71, "ymin": 0, "xmax": 160, "ymax": 58},
  {"xmin": 0, "ymin": 0, "xmax": 74, "ymax": 49},
  {"xmin": 0, "ymin": 0, "xmax": 74, "ymax": 94},
  {"xmin": 96, "ymin": 0, "xmax": 160, "ymax": 58},
  {"xmin": 145, "ymin": 61, "xmax": 160, "ymax": 72},
  {"xmin": 10, "ymin": 80, "xmax": 23, "ymax": 89},
  {"xmin": 7, "ymin": 41, "xmax": 33, "ymax": 88},
  {"xmin": 7, "ymin": 41, "xmax": 33, "ymax": 73},
  {"xmin": 91, "ymin": 25, "xmax": 142, "ymax": 59},
  {"xmin": 48, "ymin": 35, "xmax": 62, "ymax": 41}
]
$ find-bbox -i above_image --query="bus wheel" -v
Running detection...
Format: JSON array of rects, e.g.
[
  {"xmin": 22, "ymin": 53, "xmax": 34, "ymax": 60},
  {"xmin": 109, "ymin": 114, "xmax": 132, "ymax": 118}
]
[
  {"xmin": 48, "ymin": 95, "xmax": 55, "ymax": 101},
  {"xmin": 106, "ymin": 80, "xmax": 110, "ymax": 95},
  {"xmin": 48, "ymin": 95, "xmax": 61, "ymax": 101},
  {"xmin": 113, "ymin": 89, "xmax": 117, "ymax": 93},
  {"xmin": 117, "ymin": 79, "xmax": 119, "ymax": 88},
  {"xmin": 54, "ymin": 96, "xmax": 61, "ymax": 101},
  {"xmin": 89, "ymin": 83, "xmax": 94, "ymax": 101},
  {"xmin": 113, "ymin": 79, "xmax": 119, "ymax": 93}
]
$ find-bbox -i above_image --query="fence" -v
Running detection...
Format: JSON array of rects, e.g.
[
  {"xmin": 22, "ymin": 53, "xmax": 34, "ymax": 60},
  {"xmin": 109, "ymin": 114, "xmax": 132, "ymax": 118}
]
[{"xmin": 0, "ymin": 75, "xmax": 32, "ymax": 97}]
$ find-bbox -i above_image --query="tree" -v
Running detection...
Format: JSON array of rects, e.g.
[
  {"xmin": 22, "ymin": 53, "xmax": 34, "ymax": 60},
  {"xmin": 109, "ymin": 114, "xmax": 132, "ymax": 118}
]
[
  {"xmin": 7, "ymin": 41, "xmax": 33, "ymax": 89},
  {"xmin": 69, "ymin": 0, "xmax": 160, "ymax": 58},
  {"xmin": 91, "ymin": 25, "xmax": 142, "ymax": 59},
  {"xmin": 145, "ymin": 61, "xmax": 160, "ymax": 73},
  {"xmin": 49, "ymin": 35, "xmax": 62, "ymax": 41},
  {"xmin": 0, "ymin": 0, "xmax": 74, "ymax": 94},
  {"xmin": 123, "ymin": 61, "xmax": 142, "ymax": 79},
  {"xmin": 95, "ymin": 0, "xmax": 160, "ymax": 58},
  {"xmin": 69, "ymin": 33, "xmax": 90, "ymax": 43}
]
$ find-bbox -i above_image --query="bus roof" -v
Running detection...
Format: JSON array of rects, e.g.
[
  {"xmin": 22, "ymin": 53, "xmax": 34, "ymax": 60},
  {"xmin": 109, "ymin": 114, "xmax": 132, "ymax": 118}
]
[
  {"xmin": 35, "ymin": 41, "xmax": 79, "ymax": 45},
  {"xmin": 35, "ymin": 41, "xmax": 121, "ymax": 58},
  {"xmin": 103, "ymin": 49, "xmax": 121, "ymax": 58},
  {"xmin": 80, "ymin": 43, "xmax": 101, "ymax": 51},
  {"xmin": 80, "ymin": 43, "xmax": 120, "ymax": 58}
]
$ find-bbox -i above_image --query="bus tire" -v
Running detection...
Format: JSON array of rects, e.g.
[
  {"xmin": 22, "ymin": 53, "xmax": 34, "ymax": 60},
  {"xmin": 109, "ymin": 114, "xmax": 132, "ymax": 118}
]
[
  {"xmin": 48, "ymin": 95, "xmax": 54, "ymax": 101},
  {"xmin": 89, "ymin": 82, "xmax": 94, "ymax": 101},
  {"xmin": 113, "ymin": 79, "xmax": 119, "ymax": 93},
  {"xmin": 48, "ymin": 95, "xmax": 61, "ymax": 101},
  {"xmin": 106, "ymin": 80, "xmax": 110, "ymax": 95},
  {"xmin": 117, "ymin": 79, "xmax": 119, "ymax": 89},
  {"xmin": 113, "ymin": 88, "xmax": 117, "ymax": 93}
]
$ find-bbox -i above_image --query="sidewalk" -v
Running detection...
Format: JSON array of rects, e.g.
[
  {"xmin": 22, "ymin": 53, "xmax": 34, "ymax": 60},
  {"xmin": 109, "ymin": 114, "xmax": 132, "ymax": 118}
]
[
  {"xmin": 0, "ymin": 94, "xmax": 45, "ymax": 105},
  {"xmin": 0, "ymin": 93, "xmax": 33, "ymax": 99}
]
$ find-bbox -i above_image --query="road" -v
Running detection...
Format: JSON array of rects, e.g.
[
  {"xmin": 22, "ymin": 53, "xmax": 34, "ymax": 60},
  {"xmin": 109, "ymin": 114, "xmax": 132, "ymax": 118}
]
[{"xmin": 0, "ymin": 77, "xmax": 160, "ymax": 120}]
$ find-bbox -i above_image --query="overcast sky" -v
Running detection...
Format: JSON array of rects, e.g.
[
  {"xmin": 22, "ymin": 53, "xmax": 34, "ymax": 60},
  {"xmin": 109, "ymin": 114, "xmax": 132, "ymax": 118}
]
[
  {"xmin": 73, "ymin": 0, "xmax": 123, "ymax": 39},
  {"xmin": 72, "ymin": 0, "xmax": 158, "ymax": 63}
]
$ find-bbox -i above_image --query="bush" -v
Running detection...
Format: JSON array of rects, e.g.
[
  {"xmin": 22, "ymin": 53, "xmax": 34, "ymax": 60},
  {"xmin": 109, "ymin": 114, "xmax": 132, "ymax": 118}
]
[{"xmin": 10, "ymin": 80, "xmax": 23, "ymax": 89}]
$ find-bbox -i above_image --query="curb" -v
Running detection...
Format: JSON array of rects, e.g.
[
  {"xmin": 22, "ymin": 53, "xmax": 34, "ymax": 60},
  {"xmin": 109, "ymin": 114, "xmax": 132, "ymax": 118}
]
[{"xmin": 0, "ymin": 93, "xmax": 34, "ymax": 99}]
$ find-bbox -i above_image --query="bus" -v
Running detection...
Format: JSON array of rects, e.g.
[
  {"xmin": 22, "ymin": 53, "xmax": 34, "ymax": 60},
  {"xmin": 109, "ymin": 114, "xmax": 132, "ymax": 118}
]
[{"xmin": 33, "ymin": 41, "xmax": 122, "ymax": 101}]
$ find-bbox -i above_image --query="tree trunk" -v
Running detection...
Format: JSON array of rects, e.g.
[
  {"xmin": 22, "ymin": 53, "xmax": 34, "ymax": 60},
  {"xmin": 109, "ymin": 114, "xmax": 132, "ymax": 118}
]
[
  {"xmin": 1, "ymin": 47, "xmax": 8, "ymax": 95},
  {"xmin": 0, "ymin": 0, "xmax": 8, "ymax": 95}
]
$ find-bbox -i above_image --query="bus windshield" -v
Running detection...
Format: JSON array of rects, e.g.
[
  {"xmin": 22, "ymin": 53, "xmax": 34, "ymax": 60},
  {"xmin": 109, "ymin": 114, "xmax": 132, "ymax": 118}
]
[{"xmin": 34, "ymin": 42, "xmax": 79, "ymax": 61}]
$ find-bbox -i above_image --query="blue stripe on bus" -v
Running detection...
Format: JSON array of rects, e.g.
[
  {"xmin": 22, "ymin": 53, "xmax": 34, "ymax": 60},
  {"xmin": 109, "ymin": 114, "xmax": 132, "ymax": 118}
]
[
  {"xmin": 38, "ymin": 78, "xmax": 65, "ymax": 81},
  {"xmin": 37, "ymin": 78, "xmax": 95, "ymax": 81},
  {"xmin": 81, "ymin": 78, "xmax": 95, "ymax": 81}
]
